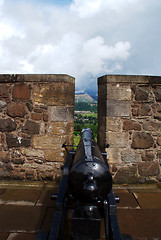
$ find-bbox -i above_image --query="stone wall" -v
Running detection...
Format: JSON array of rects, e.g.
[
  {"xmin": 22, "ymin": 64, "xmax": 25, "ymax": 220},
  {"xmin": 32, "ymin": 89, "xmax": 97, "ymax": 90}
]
[
  {"xmin": 0, "ymin": 74, "xmax": 75, "ymax": 181},
  {"xmin": 98, "ymin": 75, "xmax": 161, "ymax": 184}
]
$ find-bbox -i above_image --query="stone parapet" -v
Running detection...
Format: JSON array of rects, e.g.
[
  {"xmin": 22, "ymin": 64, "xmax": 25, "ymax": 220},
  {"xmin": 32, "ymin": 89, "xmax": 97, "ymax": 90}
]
[
  {"xmin": 0, "ymin": 74, "xmax": 75, "ymax": 181},
  {"xmin": 98, "ymin": 74, "xmax": 161, "ymax": 184}
]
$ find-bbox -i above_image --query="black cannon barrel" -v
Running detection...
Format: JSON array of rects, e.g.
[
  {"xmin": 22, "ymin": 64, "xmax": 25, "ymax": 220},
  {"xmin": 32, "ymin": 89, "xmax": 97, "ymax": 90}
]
[{"xmin": 68, "ymin": 128, "xmax": 112, "ymax": 203}]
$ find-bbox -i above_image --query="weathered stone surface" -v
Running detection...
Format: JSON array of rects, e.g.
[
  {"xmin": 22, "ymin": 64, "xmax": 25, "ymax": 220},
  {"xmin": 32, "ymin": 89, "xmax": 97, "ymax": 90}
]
[
  {"xmin": 50, "ymin": 106, "xmax": 74, "ymax": 122},
  {"xmin": 0, "ymin": 100, "xmax": 7, "ymax": 108},
  {"xmin": 121, "ymin": 149, "xmax": 141, "ymax": 163},
  {"xmin": 33, "ymin": 135, "xmax": 66, "ymax": 149},
  {"xmin": 107, "ymin": 84, "xmax": 131, "ymax": 101},
  {"xmin": 105, "ymin": 117, "xmax": 122, "ymax": 132},
  {"xmin": 0, "ymin": 169, "xmax": 10, "ymax": 179},
  {"xmin": 153, "ymin": 87, "xmax": 161, "ymax": 102},
  {"xmin": 6, "ymin": 134, "xmax": 31, "ymax": 148},
  {"xmin": 106, "ymin": 132, "xmax": 129, "ymax": 148},
  {"xmin": 21, "ymin": 148, "xmax": 44, "ymax": 158},
  {"xmin": 0, "ymin": 85, "xmax": 9, "ymax": 98},
  {"xmin": 33, "ymin": 83, "xmax": 74, "ymax": 106},
  {"xmin": 114, "ymin": 166, "xmax": 138, "ymax": 184},
  {"xmin": 44, "ymin": 149, "xmax": 65, "ymax": 162},
  {"xmin": 123, "ymin": 120, "xmax": 141, "ymax": 131},
  {"xmin": 48, "ymin": 122, "xmax": 73, "ymax": 135},
  {"xmin": 135, "ymin": 88, "xmax": 149, "ymax": 101},
  {"xmin": 0, "ymin": 151, "xmax": 9, "ymax": 162},
  {"xmin": 7, "ymin": 103, "xmax": 27, "ymax": 117},
  {"xmin": 131, "ymin": 132, "xmax": 154, "ymax": 149},
  {"xmin": 138, "ymin": 104, "xmax": 152, "ymax": 116},
  {"xmin": 31, "ymin": 113, "xmax": 42, "ymax": 121},
  {"xmin": 106, "ymin": 148, "xmax": 121, "ymax": 164},
  {"xmin": 22, "ymin": 120, "xmax": 40, "ymax": 135},
  {"xmin": 157, "ymin": 136, "xmax": 161, "ymax": 146},
  {"xmin": 143, "ymin": 120, "xmax": 161, "ymax": 131},
  {"xmin": 0, "ymin": 118, "xmax": 16, "ymax": 132},
  {"xmin": 138, "ymin": 161, "xmax": 160, "ymax": 177},
  {"xmin": 12, "ymin": 83, "xmax": 30, "ymax": 99},
  {"xmin": 107, "ymin": 100, "xmax": 130, "ymax": 117},
  {"xmin": 141, "ymin": 151, "xmax": 155, "ymax": 161}
]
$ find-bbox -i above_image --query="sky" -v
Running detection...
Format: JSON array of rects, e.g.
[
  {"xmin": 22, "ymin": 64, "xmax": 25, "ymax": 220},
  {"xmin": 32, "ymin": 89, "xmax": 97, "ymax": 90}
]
[{"xmin": 0, "ymin": 0, "xmax": 161, "ymax": 92}]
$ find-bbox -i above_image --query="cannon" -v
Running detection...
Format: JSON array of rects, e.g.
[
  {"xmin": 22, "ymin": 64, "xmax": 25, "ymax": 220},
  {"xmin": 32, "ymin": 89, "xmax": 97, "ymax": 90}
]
[{"xmin": 36, "ymin": 128, "xmax": 122, "ymax": 240}]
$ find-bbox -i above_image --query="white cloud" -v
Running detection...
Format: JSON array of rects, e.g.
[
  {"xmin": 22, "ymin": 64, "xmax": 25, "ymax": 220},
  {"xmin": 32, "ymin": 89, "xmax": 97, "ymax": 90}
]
[
  {"xmin": 70, "ymin": 0, "xmax": 102, "ymax": 18},
  {"xmin": 0, "ymin": 0, "xmax": 160, "ymax": 90}
]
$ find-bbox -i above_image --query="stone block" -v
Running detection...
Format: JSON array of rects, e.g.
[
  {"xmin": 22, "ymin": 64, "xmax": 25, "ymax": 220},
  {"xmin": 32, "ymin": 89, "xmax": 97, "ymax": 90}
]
[
  {"xmin": 157, "ymin": 136, "xmax": 161, "ymax": 146},
  {"xmin": 121, "ymin": 149, "xmax": 141, "ymax": 163},
  {"xmin": 48, "ymin": 122, "xmax": 73, "ymax": 135},
  {"xmin": 114, "ymin": 166, "xmax": 138, "ymax": 184},
  {"xmin": 106, "ymin": 117, "xmax": 122, "ymax": 132},
  {"xmin": 6, "ymin": 134, "xmax": 31, "ymax": 148},
  {"xmin": 31, "ymin": 113, "xmax": 42, "ymax": 121},
  {"xmin": 107, "ymin": 84, "xmax": 131, "ymax": 101},
  {"xmin": 7, "ymin": 103, "xmax": 28, "ymax": 118},
  {"xmin": 0, "ymin": 100, "xmax": 7, "ymax": 108},
  {"xmin": 16, "ymin": 74, "xmax": 75, "ymax": 84},
  {"xmin": 50, "ymin": 106, "xmax": 74, "ymax": 122},
  {"xmin": 141, "ymin": 151, "xmax": 155, "ymax": 162},
  {"xmin": 106, "ymin": 132, "xmax": 129, "ymax": 148},
  {"xmin": 33, "ymin": 135, "xmax": 66, "ymax": 149},
  {"xmin": 33, "ymin": 83, "xmax": 74, "ymax": 106},
  {"xmin": 0, "ymin": 85, "xmax": 9, "ymax": 98},
  {"xmin": 21, "ymin": 148, "xmax": 44, "ymax": 158},
  {"xmin": 0, "ymin": 169, "xmax": 10, "ymax": 179},
  {"xmin": 0, "ymin": 118, "xmax": 17, "ymax": 132},
  {"xmin": 0, "ymin": 150, "xmax": 9, "ymax": 162},
  {"xmin": 123, "ymin": 120, "xmax": 141, "ymax": 131},
  {"xmin": 153, "ymin": 87, "xmax": 161, "ymax": 102},
  {"xmin": 106, "ymin": 148, "xmax": 121, "ymax": 164},
  {"xmin": 12, "ymin": 83, "xmax": 30, "ymax": 100},
  {"xmin": 138, "ymin": 104, "xmax": 152, "ymax": 116},
  {"xmin": 134, "ymin": 87, "xmax": 149, "ymax": 101},
  {"xmin": 143, "ymin": 120, "xmax": 161, "ymax": 131},
  {"xmin": 131, "ymin": 132, "xmax": 154, "ymax": 149},
  {"xmin": 138, "ymin": 161, "xmax": 160, "ymax": 177},
  {"xmin": 107, "ymin": 100, "xmax": 130, "ymax": 117},
  {"xmin": 44, "ymin": 149, "xmax": 65, "ymax": 162},
  {"xmin": 22, "ymin": 120, "xmax": 40, "ymax": 135}
]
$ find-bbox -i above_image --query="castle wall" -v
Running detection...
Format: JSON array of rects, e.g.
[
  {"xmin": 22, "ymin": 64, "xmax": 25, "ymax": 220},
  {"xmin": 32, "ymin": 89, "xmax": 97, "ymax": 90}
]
[
  {"xmin": 98, "ymin": 75, "xmax": 161, "ymax": 183},
  {"xmin": 0, "ymin": 74, "xmax": 75, "ymax": 181}
]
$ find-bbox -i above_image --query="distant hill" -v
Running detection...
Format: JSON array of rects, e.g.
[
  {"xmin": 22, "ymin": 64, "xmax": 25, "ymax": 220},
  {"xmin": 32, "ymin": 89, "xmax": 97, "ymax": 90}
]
[{"xmin": 75, "ymin": 93, "xmax": 97, "ymax": 103}]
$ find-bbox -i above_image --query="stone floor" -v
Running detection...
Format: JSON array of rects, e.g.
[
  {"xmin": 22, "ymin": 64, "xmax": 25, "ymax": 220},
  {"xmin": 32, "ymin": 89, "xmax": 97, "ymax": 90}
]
[{"xmin": 0, "ymin": 181, "xmax": 160, "ymax": 240}]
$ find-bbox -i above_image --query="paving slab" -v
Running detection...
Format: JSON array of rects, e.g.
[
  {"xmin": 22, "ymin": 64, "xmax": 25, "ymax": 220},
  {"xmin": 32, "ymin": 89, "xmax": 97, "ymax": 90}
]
[
  {"xmin": 7, "ymin": 233, "xmax": 36, "ymax": 240},
  {"xmin": 118, "ymin": 209, "xmax": 161, "ymax": 238},
  {"xmin": 134, "ymin": 192, "xmax": 161, "ymax": 209},
  {"xmin": 36, "ymin": 188, "xmax": 57, "ymax": 207},
  {"xmin": 116, "ymin": 192, "xmax": 139, "ymax": 209},
  {"xmin": 0, "ymin": 189, "xmax": 42, "ymax": 206},
  {"xmin": 0, "ymin": 205, "xmax": 46, "ymax": 232},
  {"xmin": 0, "ymin": 232, "xmax": 9, "ymax": 240},
  {"xmin": 41, "ymin": 207, "xmax": 55, "ymax": 231}
]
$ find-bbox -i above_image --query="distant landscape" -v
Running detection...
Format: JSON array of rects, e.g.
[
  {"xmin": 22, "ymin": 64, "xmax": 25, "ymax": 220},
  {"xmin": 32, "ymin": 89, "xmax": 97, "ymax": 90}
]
[{"xmin": 74, "ymin": 93, "xmax": 97, "ymax": 145}]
